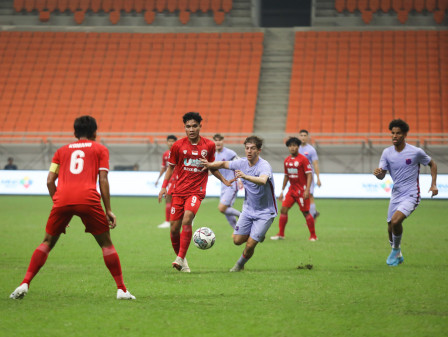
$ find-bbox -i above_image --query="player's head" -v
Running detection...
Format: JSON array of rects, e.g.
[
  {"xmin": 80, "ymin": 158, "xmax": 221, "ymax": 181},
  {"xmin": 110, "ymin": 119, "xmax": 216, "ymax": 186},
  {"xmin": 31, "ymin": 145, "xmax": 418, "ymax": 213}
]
[
  {"xmin": 166, "ymin": 135, "xmax": 177, "ymax": 149},
  {"xmin": 213, "ymin": 133, "xmax": 224, "ymax": 151},
  {"xmin": 389, "ymin": 119, "xmax": 409, "ymax": 147},
  {"xmin": 286, "ymin": 137, "xmax": 301, "ymax": 156},
  {"xmin": 389, "ymin": 119, "xmax": 409, "ymax": 134},
  {"xmin": 298, "ymin": 129, "xmax": 309, "ymax": 145},
  {"xmin": 244, "ymin": 136, "xmax": 263, "ymax": 162},
  {"xmin": 74, "ymin": 115, "xmax": 97, "ymax": 140},
  {"xmin": 183, "ymin": 112, "xmax": 202, "ymax": 142}
]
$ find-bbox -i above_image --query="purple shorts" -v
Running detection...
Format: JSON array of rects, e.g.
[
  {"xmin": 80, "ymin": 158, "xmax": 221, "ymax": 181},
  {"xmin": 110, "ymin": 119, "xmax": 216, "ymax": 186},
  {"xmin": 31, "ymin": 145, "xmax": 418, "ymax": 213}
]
[
  {"xmin": 234, "ymin": 212, "xmax": 275, "ymax": 242},
  {"xmin": 220, "ymin": 185, "xmax": 238, "ymax": 207}
]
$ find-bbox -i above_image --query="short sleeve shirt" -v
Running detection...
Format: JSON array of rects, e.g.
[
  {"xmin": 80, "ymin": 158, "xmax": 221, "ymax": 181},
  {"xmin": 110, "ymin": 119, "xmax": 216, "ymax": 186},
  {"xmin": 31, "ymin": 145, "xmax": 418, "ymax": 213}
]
[
  {"xmin": 379, "ymin": 143, "xmax": 431, "ymax": 202},
  {"xmin": 229, "ymin": 157, "xmax": 277, "ymax": 218},
  {"xmin": 284, "ymin": 154, "xmax": 312, "ymax": 193},
  {"xmin": 299, "ymin": 144, "xmax": 318, "ymax": 173},
  {"xmin": 168, "ymin": 136, "xmax": 216, "ymax": 198},
  {"xmin": 51, "ymin": 140, "xmax": 109, "ymax": 207}
]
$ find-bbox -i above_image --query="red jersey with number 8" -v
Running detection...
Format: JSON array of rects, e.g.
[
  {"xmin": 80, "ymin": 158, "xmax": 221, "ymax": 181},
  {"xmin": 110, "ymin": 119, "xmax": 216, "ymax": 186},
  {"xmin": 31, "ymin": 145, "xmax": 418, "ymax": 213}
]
[
  {"xmin": 168, "ymin": 136, "xmax": 215, "ymax": 198},
  {"xmin": 51, "ymin": 140, "xmax": 109, "ymax": 207}
]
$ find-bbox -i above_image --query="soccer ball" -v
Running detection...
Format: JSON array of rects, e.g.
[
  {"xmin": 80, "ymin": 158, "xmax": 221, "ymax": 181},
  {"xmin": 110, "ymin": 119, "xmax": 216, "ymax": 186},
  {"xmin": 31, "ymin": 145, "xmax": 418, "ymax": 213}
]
[{"xmin": 193, "ymin": 227, "xmax": 216, "ymax": 250}]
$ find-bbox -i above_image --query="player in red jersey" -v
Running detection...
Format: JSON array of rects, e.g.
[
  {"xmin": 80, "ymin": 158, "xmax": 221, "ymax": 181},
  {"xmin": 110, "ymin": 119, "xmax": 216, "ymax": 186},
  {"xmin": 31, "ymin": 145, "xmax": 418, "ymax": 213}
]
[
  {"xmin": 155, "ymin": 134, "xmax": 178, "ymax": 228},
  {"xmin": 158, "ymin": 112, "xmax": 234, "ymax": 272},
  {"xmin": 270, "ymin": 137, "xmax": 317, "ymax": 241},
  {"xmin": 9, "ymin": 116, "xmax": 135, "ymax": 300}
]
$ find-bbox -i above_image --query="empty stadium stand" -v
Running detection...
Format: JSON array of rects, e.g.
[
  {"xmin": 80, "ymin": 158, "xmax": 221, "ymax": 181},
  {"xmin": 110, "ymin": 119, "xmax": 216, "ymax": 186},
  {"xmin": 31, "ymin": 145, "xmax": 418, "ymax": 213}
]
[
  {"xmin": 0, "ymin": 31, "xmax": 264, "ymax": 140},
  {"xmin": 287, "ymin": 30, "xmax": 447, "ymax": 137}
]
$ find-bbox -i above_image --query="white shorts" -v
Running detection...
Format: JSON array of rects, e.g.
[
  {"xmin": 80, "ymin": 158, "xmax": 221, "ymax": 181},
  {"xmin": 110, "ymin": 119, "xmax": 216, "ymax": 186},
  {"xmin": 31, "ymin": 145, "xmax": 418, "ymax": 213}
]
[
  {"xmin": 387, "ymin": 198, "xmax": 419, "ymax": 222},
  {"xmin": 234, "ymin": 213, "xmax": 275, "ymax": 242}
]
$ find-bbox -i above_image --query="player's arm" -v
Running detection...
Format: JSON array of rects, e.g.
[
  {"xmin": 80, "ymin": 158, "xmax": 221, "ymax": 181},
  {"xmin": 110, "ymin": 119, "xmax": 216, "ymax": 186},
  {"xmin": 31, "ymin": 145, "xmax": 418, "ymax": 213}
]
[
  {"xmin": 428, "ymin": 159, "xmax": 438, "ymax": 197},
  {"xmin": 158, "ymin": 164, "xmax": 174, "ymax": 202},
  {"xmin": 47, "ymin": 163, "xmax": 59, "ymax": 199},
  {"xmin": 373, "ymin": 168, "xmax": 387, "ymax": 180},
  {"xmin": 304, "ymin": 172, "xmax": 312, "ymax": 199},
  {"xmin": 200, "ymin": 159, "xmax": 230, "ymax": 170},
  {"xmin": 236, "ymin": 171, "xmax": 269, "ymax": 185},
  {"xmin": 313, "ymin": 159, "xmax": 321, "ymax": 187},
  {"xmin": 278, "ymin": 175, "xmax": 289, "ymax": 201},
  {"xmin": 155, "ymin": 165, "xmax": 167, "ymax": 187},
  {"xmin": 99, "ymin": 170, "xmax": 116, "ymax": 229},
  {"xmin": 210, "ymin": 168, "xmax": 235, "ymax": 187}
]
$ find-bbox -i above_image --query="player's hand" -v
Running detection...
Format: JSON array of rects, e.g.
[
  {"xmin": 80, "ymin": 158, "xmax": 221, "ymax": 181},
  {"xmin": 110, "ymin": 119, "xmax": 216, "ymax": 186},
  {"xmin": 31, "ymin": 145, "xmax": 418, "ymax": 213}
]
[
  {"xmin": 303, "ymin": 190, "xmax": 310, "ymax": 200},
  {"xmin": 429, "ymin": 185, "xmax": 438, "ymax": 198},
  {"xmin": 373, "ymin": 168, "xmax": 386, "ymax": 178},
  {"xmin": 223, "ymin": 178, "xmax": 237, "ymax": 187},
  {"xmin": 158, "ymin": 188, "xmax": 167, "ymax": 203},
  {"xmin": 316, "ymin": 178, "xmax": 321, "ymax": 187},
  {"xmin": 237, "ymin": 179, "xmax": 244, "ymax": 190},
  {"xmin": 199, "ymin": 158, "xmax": 210, "ymax": 171},
  {"xmin": 155, "ymin": 180, "xmax": 159, "ymax": 187},
  {"xmin": 234, "ymin": 170, "xmax": 246, "ymax": 180},
  {"xmin": 278, "ymin": 192, "xmax": 284, "ymax": 201},
  {"xmin": 106, "ymin": 210, "xmax": 117, "ymax": 229}
]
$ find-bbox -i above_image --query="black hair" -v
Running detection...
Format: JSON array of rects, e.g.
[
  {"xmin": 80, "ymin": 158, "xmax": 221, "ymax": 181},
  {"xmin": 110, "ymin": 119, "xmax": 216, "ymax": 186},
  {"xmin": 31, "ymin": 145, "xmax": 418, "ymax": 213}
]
[
  {"xmin": 286, "ymin": 137, "xmax": 301, "ymax": 147},
  {"xmin": 299, "ymin": 129, "xmax": 309, "ymax": 134},
  {"xmin": 167, "ymin": 135, "xmax": 177, "ymax": 141},
  {"xmin": 389, "ymin": 119, "xmax": 409, "ymax": 133},
  {"xmin": 74, "ymin": 115, "xmax": 97, "ymax": 139},
  {"xmin": 183, "ymin": 112, "xmax": 203, "ymax": 124},
  {"xmin": 244, "ymin": 135, "xmax": 263, "ymax": 150}
]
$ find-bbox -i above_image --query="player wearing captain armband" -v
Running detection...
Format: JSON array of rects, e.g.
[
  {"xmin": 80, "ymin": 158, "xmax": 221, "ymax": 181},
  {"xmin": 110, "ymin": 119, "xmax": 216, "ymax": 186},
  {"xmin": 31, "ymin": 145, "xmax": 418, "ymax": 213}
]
[{"xmin": 10, "ymin": 116, "xmax": 135, "ymax": 300}]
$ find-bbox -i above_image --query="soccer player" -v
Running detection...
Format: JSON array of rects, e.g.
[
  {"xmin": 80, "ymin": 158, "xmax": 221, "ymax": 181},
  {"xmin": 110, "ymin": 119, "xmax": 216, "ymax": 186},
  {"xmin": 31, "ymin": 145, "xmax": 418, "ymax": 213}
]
[
  {"xmin": 298, "ymin": 130, "xmax": 321, "ymax": 220},
  {"xmin": 213, "ymin": 133, "xmax": 241, "ymax": 229},
  {"xmin": 10, "ymin": 116, "xmax": 135, "ymax": 300},
  {"xmin": 158, "ymin": 112, "xmax": 233, "ymax": 272},
  {"xmin": 270, "ymin": 137, "xmax": 317, "ymax": 241},
  {"xmin": 374, "ymin": 119, "xmax": 438, "ymax": 266},
  {"xmin": 155, "ymin": 134, "xmax": 178, "ymax": 229},
  {"xmin": 200, "ymin": 136, "xmax": 277, "ymax": 272}
]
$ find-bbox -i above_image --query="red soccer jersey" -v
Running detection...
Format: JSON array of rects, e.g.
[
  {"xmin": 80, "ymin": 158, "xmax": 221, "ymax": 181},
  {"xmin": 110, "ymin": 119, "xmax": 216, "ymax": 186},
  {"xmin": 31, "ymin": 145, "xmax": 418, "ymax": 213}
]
[
  {"xmin": 51, "ymin": 140, "xmax": 109, "ymax": 207},
  {"xmin": 162, "ymin": 149, "xmax": 178, "ymax": 184},
  {"xmin": 168, "ymin": 136, "xmax": 216, "ymax": 198},
  {"xmin": 284, "ymin": 154, "xmax": 312, "ymax": 193}
]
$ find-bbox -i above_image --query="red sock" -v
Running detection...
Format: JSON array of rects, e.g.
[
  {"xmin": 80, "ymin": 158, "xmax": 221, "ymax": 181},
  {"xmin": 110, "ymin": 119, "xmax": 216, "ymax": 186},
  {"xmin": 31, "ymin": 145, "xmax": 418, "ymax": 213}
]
[
  {"xmin": 178, "ymin": 225, "xmax": 192, "ymax": 259},
  {"xmin": 165, "ymin": 202, "xmax": 171, "ymax": 222},
  {"xmin": 22, "ymin": 243, "xmax": 51, "ymax": 285},
  {"xmin": 102, "ymin": 246, "xmax": 126, "ymax": 292},
  {"xmin": 170, "ymin": 231, "xmax": 180, "ymax": 255},
  {"xmin": 305, "ymin": 214, "xmax": 315, "ymax": 236},
  {"xmin": 278, "ymin": 214, "xmax": 288, "ymax": 237}
]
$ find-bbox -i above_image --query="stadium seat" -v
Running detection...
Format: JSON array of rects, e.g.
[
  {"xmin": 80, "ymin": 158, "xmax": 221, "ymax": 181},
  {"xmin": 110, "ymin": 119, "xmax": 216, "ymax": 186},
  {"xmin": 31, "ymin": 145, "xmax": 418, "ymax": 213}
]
[{"xmin": 335, "ymin": 0, "xmax": 345, "ymax": 12}]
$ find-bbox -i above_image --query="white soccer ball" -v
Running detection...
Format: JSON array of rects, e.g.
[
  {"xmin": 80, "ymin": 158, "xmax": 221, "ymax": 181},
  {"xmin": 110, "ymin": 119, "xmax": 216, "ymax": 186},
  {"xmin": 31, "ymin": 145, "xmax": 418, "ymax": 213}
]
[{"xmin": 193, "ymin": 227, "xmax": 216, "ymax": 250}]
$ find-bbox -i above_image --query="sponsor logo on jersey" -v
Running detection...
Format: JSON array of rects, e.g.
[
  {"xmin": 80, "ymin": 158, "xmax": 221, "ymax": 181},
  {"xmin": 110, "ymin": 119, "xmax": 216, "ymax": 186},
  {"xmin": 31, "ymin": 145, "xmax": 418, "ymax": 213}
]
[{"xmin": 287, "ymin": 168, "xmax": 298, "ymax": 174}]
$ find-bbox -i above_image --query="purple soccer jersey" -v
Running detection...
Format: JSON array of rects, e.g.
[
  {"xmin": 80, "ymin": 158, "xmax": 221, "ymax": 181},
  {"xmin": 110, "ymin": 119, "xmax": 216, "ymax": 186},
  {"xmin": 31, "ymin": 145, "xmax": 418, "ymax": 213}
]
[
  {"xmin": 379, "ymin": 143, "xmax": 432, "ymax": 203},
  {"xmin": 215, "ymin": 147, "xmax": 238, "ymax": 188},
  {"xmin": 229, "ymin": 157, "xmax": 277, "ymax": 218},
  {"xmin": 299, "ymin": 144, "xmax": 318, "ymax": 173}
]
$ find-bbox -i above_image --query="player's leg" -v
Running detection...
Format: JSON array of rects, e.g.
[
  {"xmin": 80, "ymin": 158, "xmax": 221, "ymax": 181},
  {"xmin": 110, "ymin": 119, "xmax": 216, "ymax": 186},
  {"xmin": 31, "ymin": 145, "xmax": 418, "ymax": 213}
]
[
  {"xmin": 271, "ymin": 206, "xmax": 289, "ymax": 240},
  {"xmin": 309, "ymin": 194, "xmax": 320, "ymax": 220},
  {"xmin": 299, "ymin": 197, "xmax": 317, "ymax": 241},
  {"xmin": 219, "ymin": 188, "xmax": 240, "ymax": 229},
  {"xmin": 386, "ymin": 211, "xmax": 406, "ymax": 266},
  {"xmin": 158, "ymin": 193, "xmax": 172, "ymax": 228}
]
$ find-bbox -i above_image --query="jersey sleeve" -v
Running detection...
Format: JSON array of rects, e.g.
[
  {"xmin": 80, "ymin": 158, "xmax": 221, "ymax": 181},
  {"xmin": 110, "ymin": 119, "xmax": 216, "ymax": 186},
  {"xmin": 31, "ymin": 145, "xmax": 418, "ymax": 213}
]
[
  {"xmin": 379, "ymin": 149, "xmax": 389, "ymax": 171},
  {"xmin": 229, "ymin": 158, "xmax": 243, "ymax": 171},
  {"xmin": 230, "ymin": 149, "xmax": 238, "ymax": 161},
  {"xmin": 417, "ymin": 148, "xmax": 431, "ymax": 166},
  {"xmin": 99, "ymin": 145, "xmax": 109, "ymax": 171},
  {"xmin": 259, "ymin": 161, "xmax": 272, "ymax": 178},
  {"xmin": 51, "ymin": 148, "xmax": 61, "ymax": 165},
  {"xmin": 168, "ymin": 142, "xmax": 179, "ymax": 166},
  {"xmin": 310, "ymin": 147, "xmax": 319, "ymax": 161},
  {"xmin": 161, "ymin": 153, "xmax": 167, "ymax": 168},
  {"xmin": 208, "ymin": 141, "xmax": 216, "ymax": 162},
  {"xmin": 303, "ymin": 157, "xmax": 312, "ymax": 173},
  {"xmin": 283, "ymin": 158, "xmax": 288, "ymax": 174}
]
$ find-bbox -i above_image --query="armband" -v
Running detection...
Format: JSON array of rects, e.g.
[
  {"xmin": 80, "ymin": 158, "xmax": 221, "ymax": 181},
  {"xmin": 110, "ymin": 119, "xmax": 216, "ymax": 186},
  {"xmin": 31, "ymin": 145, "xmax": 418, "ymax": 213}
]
[
  {"xmin": 162, "ymin": 180, "xmax": 168, "ymax": 188},
  {"xmin": 49, "ymin": 163, "xmax": 60, "ymax": 174}
]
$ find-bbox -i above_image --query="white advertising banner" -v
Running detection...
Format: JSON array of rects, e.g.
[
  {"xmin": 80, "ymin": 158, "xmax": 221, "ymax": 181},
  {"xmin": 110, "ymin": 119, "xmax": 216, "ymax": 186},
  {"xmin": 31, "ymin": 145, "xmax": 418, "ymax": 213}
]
[{"xmin": 0, "ymin": 170, "xmax": 447, "ymax": 199}]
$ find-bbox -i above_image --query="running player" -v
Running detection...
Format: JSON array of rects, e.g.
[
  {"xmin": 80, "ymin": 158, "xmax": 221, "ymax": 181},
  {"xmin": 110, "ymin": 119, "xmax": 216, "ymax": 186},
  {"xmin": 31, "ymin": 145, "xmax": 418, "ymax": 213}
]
[
  {"xmin": 155, "ymin": 134, "xmax": 178, "ymax": 228},
  {"xmin": 298, "ymin": 130, "xmax": 321, "ymax": 219},
  {"xmin": 213, "ymin": 133, "xmax": 241, "ymax": 229},
  {"xmin": 10, "ymin": 116, "xmax": 135, "ymax": 300},
  {"xmin": 270, "ymin": 137, "xmax": 317, "ymax": 241},
  {"xmin": 374, "ymin": 119, "xmax": 438, "ymax": 266},
  {"xmin": 158, "ymin": 112, "xmax": 233, "ymax": 272},
  {"xmin": 201, "ymin": 136, "xmax": 277, "ymax": 272}
]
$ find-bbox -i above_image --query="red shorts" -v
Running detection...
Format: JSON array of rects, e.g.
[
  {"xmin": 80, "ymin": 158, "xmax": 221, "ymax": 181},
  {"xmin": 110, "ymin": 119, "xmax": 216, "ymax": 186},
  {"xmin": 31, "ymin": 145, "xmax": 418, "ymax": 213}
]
[
  {"xmin": 170, "ymin": 195, "xmax": 204, "ymax": 221},
  {"xmin": 46, "ymin": 204, "xmax": 110, "ymax": 236},
  {"xmin": 282, "ymin": 189, "xmax": 310, "ymax": 212},
  {"xmin": 166, "ymin": 177, "xmax": 176, "ymax": 196}
]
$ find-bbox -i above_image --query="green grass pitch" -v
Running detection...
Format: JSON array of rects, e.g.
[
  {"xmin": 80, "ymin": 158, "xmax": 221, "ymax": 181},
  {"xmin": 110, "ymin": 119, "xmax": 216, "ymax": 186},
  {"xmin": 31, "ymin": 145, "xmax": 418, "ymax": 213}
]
[{"xmin": 1, "ymin": 196, "xmax": 447, "ymax": 337}]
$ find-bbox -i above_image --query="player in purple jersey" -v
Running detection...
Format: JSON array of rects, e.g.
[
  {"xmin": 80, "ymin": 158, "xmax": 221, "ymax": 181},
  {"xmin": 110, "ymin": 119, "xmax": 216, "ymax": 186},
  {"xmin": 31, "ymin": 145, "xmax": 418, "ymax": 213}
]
[
  {"xmin": 201, "ymin": 136, "xmax": 277, "ymax": 272},
  {"xmin": 374, "ymin": 119, "xmax": 438, "ymax": 266},
  {"xmin": 213, "ymin": 134, "xmax": 241, "ymax": 229},
  {"xmin": 298, "ymin": 130, "xmax": 321, "ymax": 220}
]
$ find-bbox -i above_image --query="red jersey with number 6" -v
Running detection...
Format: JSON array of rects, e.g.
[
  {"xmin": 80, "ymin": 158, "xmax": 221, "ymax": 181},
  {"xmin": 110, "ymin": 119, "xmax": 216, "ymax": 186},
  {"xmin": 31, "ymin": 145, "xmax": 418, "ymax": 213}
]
[
  {"xmin": 51, "ymin": 140, "xmax": 109, "ymax": 207},
  {"xmin": 168, "ymin": 136, "xmax": 215, "ymax": 198},
  {"xmin": 284, "ymin": 154, "xmax": 312, "ymax": 194}
]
